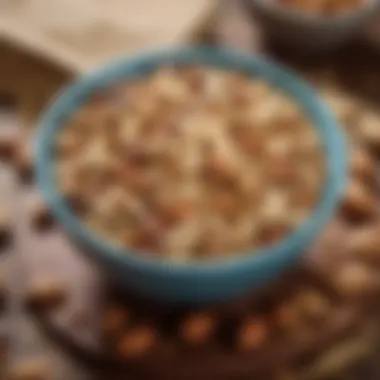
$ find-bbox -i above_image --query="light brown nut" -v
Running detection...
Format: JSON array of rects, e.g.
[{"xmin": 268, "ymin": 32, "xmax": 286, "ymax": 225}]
[
  {"xmin": 117, "ymin": 325, "xmax": 157, "ymax": 359},
  {"xmin": 9, "ymin": 359, "xmax": 48, "ymax": 380},
  {"xmin": 24, "ymin": 279, "xmax": 66, "ymax": 311},
  {"xmin": 236, "ymin": 318, "xmax": 268, "ymax": 351},
  {"xmin": 347, "ymin": 226, "xmax": 380, "ymax": 264},
  {"xmin": 340, "ymin": 180, "xmax": 375, "ymax": 220},
  {"xmin": 179, "ymin": 312, "xmax": 217, "ymax": 345},
  {"xmin": 29, "ymin": 197, "xmax": 53, "ymax": 230},
  {"xmin": 334, "ymin": 262, "xmax": 376, "ymax": 297},
  {"xmin": 349, "ymin": 147, "xmax": 374, "ymax": 181},
  {"xmin": 102, "ymin": 306, "xmax": 129, "ymax": 335}
]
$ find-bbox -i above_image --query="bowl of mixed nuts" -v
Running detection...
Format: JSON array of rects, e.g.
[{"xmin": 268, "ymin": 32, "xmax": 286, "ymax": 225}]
[
  {"xmin": 247, "ymin": 0, "xmax": 379, "ymax": 52},
  {"xmin": 34, "ymin": 46, "xmax": 347, "ymax": 303}
]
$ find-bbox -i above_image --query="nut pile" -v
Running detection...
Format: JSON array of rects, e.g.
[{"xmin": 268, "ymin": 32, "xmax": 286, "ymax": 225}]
[
  {"xmin": 277, "ymin": 0, "xmax": 365, "ymax": 15},
  {"xmin": 55, "ymin": 66, "xmax": 324, "ymax": 261}
]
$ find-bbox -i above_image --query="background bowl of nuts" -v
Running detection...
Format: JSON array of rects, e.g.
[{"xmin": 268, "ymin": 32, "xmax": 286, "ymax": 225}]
[
  {"xmin": 246, "ymin": 0, "xmax": 379, "ymax": 52},
  {"xmin": 34, "ymin": 46, "xmax": 347, "ymax": 304}
]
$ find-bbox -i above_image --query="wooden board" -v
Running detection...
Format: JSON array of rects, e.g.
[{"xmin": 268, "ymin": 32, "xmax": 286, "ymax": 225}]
[{"xmin": 0, "ymin": 0, "xmax": 216, "ymax": 74}]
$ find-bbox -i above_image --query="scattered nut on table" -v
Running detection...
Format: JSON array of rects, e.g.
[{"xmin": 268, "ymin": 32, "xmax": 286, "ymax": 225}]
[
  {"xmin": 179, "ymin": 312, "xmax": 217, "ymax": 345},
  {"xmin": 9, "ymin": 359, "xmax": 48, "ymax": 380},
  {"xmin": 24, "ymin": 279, "xmax": 66, "ymax": 311},
  {"xmin": 236, "ymin": 317, "xmax": 268, "ymax": 351},
  {"xmin": 117, "ymin": 325, "xmax": 157, "ymax": 359}
]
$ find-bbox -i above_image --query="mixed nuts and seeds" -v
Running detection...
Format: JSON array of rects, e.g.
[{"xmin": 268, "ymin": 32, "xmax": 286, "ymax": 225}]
[{"xmin": 55, "ymin": 66, "xmax": 325, "ymax": 261}]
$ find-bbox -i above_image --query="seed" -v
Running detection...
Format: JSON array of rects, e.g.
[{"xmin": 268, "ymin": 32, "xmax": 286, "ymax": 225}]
[
  {"xmin": 236, "ymin": 318, "xmax": 268, "ymax": 350},
  {"xmin": 117, "ymin": 325, "xmax": 157, "ymax": 359},
  {"xmin": 180, "ymin": 312, "xmax": 216, "ymax": 345}
]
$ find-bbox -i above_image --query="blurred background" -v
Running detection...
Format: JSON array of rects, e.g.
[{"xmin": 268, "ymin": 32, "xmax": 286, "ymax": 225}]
[{"xmin": 1, "ymin": 0, "xmax": 380, "ymax": 379}]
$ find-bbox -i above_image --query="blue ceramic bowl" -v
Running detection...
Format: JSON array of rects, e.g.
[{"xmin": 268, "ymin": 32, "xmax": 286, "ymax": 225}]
[{"xmin": 35, "ymin": 46, "xmax": 347, "ymax": 304}]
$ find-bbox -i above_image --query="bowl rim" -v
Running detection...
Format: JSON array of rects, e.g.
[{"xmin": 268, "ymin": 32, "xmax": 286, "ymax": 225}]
[
  {"xmin": 247, "ymin": 0, "xmax": 379, "ymax": 26},
  {"xmin": 34, "ymin": 45, "xmax": 347, "ymax": 276}
]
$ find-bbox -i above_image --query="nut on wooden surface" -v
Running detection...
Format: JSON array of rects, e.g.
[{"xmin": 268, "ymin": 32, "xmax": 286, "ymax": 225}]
[
  {"xmin": 236, "ymin": 317, "xmax": 268, "ymax": 350},
  {"xmin": 117, "ymin": 325, "xmax": 157, "ymax": 359},
  {"xmin": 179, "ymin": 312, "xmax": 217, "ymax": 345}
]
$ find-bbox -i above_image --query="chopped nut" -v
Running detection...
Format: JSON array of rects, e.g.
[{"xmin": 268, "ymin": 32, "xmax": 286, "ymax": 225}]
[
  {"xmin": 102, "ymin": 306, "xmax": 129, "ymax": 335},
  {"xmin": 236, "ymin": 318, "xmax": 268, "ymax": 350},
  {"xmin": 29, "ymin": 196, "xmax": 53, "ymax": 230},
  {"xmin": 13, "ymin": 140, "xmax": 33, "ymax": 180},
  {"xmin": 117, "ymin": 325, "xmax": 157, "ymax": 359},
  {"xmin": 0, "ymin": 135, "xmax": 17, "ymax": 161},
  {"xmin": 180, "ymin": 312, "xmax": 216, "ymax": 345},
  {"xmin": 341, "ymin": 180, "xmax": 375, "ymax": 220},
  {"xmin": 24, "ymin": 279, "xmax": 66, "ymax": 311},
  {"xmin": 347, "ymin": 227, "xmax": 380, "ymax": 264},
  {"xmin": 349, "ymin": 147, "xmax": 374, "ymax": 181},
  {"xmin": 335, "ymin": 262, "xmax": 376, "ymax": 296},
  {"xmin": 9, "ymin": 359, "xmax": 48, "ymax": 380}
]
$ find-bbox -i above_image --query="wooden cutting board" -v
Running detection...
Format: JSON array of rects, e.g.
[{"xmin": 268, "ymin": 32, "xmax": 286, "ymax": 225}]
[{"xmin": 0, "ymin": 0, "xmax": 216, "ymax": 74}]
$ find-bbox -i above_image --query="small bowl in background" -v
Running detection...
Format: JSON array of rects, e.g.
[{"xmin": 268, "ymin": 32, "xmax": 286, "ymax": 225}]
[
  {"xmin": 246, "ymin": 0, "xmax": 380, "ymax": 53},
  {"xmin": 34, "ymin": 47, "xmax": 347, "ymax": 305}
]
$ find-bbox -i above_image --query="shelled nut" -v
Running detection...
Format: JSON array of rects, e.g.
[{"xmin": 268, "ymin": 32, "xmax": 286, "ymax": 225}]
[
  {"xmin": 12, "ymin": 140, "xmax": 33, "ymax": 181},
  {"xmin": 347, "ymin": 226, "xmax": 380, "ymax": 264},
  {"xmin": 335, "ymin": 262, "xmax": 376, "ymax": 297},
  {"xmin": 29, "ymin": 196, "xmax": 53, "ymax": 230},
  {"xmin": 0, "ymin": 135, "xmax": 17, "ymax": 161},
  {"xmin": 349, "ymin": 147, "xmax": 374, "ymax": 181},
  {"xmin": 236, "ymin": 317, "xmax": 268, "ymax": 351},
  {"xmin": 179, "ymin": 312, "xmax": 217, "ymax": 345},
  {"xmin": 9, "ymin": 359, "xmax": 48, "ymax": 380},
  {"xmin": 24, "ymin": 279, "xmax": 66, "ymax": 311},
  {"xmin": 102, "ymin": 305, "xmax": 129, "ymax": 335},
  {"xmin": 117, "ymin": 325, "xmax": 157, "ymax": 359},
  {"xmin": 340, "ymin": 180, "xmax": 375, "ymax": 220}
]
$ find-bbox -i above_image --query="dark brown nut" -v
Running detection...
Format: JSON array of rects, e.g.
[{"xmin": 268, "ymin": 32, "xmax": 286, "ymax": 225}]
[
  {"xmin": 12, "ymin": 140, "xmax": 33, "ymax": 180},
  {"xmin": 295, "ymin": 290, "xmax": 330, "ymax": 321},
  {"xmin": 335, "ymin": 262, "xmax": 376, "ymax": 297},
  {"xmin": 117, "ymin": 325, "xmax": 157, "ymax": 359},
  {"xmin": 275, "ymin": 302, "xmax": 301, "ymax": 331},
  {"xmin": 24, "ymin": 279, "xmax": 66, "ymax": 311},
  {"xmin": 340, "ymin": 180, "xmax": 375, "ymax": 220},
  {"xmin": 349, "ymin": 148, "xmax": 374, "ymax": 181},
  {"xmin": 180, "ymin": 312, "xmax": 217, "ymax": 345},
  {"xmin": 9, "ymin": 359, "xmax": 48, "ymax": 380},
  {"xmin": 0, "ymin": 205, "xmax": 12, "ymax": 247},
  {"xmin": 236, "ymin": 318, "xmax": 268, "ymax": 351},
  {"xmin": 102, "ymin": 306, "xmax": 129, "ymax": 335},
  {"xmin": 0, "ymin": 135, "xmax": 17, "ymax": 161},
  {"xmin": 29, "ymin": 197, "xmax": 53, "ymax": 230},
  {"xmin": 347, "ymin": 227, "xmax": 380, "ymax": 264}
]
